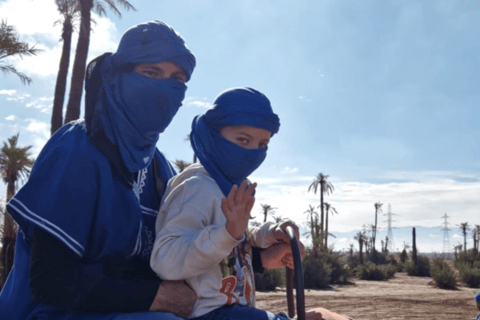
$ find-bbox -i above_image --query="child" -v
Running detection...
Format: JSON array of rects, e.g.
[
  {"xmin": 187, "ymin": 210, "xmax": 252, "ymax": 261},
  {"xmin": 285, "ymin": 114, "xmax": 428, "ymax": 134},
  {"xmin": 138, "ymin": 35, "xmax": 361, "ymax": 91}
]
[
  {"xmin": 150, "ymin": 87, "xmax": 292, "ymax": 320},
  {"xmin": 475, "ymin": 292, "xmax": 480, "ymax": 320},
  {"xmin": 150, "ymin": 87, "xmax": 353, "ymax": 320}
]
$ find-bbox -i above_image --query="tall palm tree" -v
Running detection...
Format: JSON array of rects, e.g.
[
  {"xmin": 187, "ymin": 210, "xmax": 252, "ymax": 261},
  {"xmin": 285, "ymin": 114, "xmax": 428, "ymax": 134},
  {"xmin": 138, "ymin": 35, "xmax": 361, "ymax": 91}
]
[
  {"xmin": 0, "ymin": 20, "xmax": 41, "ymax": 84},
  {"xmin": 308, "ymin": 173, "xmax": 334, "ymax": 249},
  {"xmin": 303, "ymin": 205, "xmax": 318, "ymax": 241},
  {"xmin": 260, "ymin": 204, "xmax": 276, "ymax": 223},
  {"xmin": 475, "ymin": 225, "xmax": 480, "ymax": 257},
  {"xmin": 458, "ymin": 222, "xmax": 470, "ymax": 253},
  {"xmin": 323, "ymin": 202, "xmax": 337, "ymax": 250},
  {"xmin": 51, "ymin": 0, "xmax": 80, "ymax": 135},
  {"xmin": 373, "ymin": 202, "xmax": 383, "ymax": 252},
  {"xmin": 0, "ymin": 133, "xmax": 34, "ymax": 285},
  {"xmin": 64, "ymin": 0, "xmax": 136, "ymax": 124},
  {"xmin": 354, "ymin": 231, "xmax": 367, "ymax": 264}
]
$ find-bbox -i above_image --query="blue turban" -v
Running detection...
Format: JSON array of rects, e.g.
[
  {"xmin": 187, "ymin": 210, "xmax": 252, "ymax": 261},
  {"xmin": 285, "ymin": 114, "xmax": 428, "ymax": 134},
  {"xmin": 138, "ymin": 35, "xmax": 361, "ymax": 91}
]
[
  {"xmin": 190, "ymin": 87, "xmax": 280, "ymax": 196},
  {"xmin": 475, "ymin": 292, "xmax": 480, "ymax": 301},
  {"xmin": 88, "ymin": 20, "xmax": 196, "ymax": 173}
]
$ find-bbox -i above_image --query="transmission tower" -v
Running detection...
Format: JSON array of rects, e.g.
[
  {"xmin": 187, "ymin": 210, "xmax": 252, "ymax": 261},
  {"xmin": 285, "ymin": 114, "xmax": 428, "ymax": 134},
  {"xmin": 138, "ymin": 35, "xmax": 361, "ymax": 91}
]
[
  {"xmin": 441, "ymin": 213, "xmax": 451, "ymax": 257},
  {"xmin": 383, "ymin": 203, "xmax": 398, "ymax": 252}
]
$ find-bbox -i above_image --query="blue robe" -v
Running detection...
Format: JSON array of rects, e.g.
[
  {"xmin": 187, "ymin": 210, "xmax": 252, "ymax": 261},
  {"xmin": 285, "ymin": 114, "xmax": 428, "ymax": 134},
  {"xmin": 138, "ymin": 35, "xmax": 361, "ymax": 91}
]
[{"xmin": 0, "ymin": 121, "xmax": 179, "ymax": 320}]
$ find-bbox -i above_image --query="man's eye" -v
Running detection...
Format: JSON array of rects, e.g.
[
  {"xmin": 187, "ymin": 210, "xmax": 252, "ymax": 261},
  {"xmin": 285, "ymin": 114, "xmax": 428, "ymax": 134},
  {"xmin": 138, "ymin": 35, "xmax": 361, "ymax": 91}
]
[
  {"xmin": 141, "ymin": 70, "xmax": 160, "ymax": 78},
  {"xmin": 259, "ymin": 143, "xmax": 268, "ymax": 149}
]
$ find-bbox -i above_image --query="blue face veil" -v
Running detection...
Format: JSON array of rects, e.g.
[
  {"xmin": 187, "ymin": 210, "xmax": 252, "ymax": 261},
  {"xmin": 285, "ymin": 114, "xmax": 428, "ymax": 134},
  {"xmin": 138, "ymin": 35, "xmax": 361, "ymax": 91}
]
[
  {"xmin": 89, "ymin": 20, "xmax": 196, "ymax": 173},
  {"xmin": 190, "ymin": 88, "xmax": 280, "ymax": 196}
]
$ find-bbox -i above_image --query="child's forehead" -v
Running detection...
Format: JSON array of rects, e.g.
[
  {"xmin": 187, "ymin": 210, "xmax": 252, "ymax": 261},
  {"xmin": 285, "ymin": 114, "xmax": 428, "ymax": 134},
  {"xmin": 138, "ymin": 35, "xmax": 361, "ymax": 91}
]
[{"xmin": 221, "ymin": 125, "xmax": 272, "ymax": 136}]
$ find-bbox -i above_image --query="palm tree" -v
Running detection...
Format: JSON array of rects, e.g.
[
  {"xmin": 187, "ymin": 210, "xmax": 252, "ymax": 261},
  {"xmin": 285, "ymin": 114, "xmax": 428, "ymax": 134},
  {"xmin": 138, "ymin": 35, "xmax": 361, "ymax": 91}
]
[
  {"xmin": 0, "ymin": 20, "xmax": 41, "ymax": 84},
  {"xmin": 354, "ymin": 231, "xmax": 367, "ymax": 264},
  {"xmin": 64, "ymin": 0, "xmax": 136, "ymax": 124},
  {"xmin": 373, "ymin": 202, "xmax": 383, "ymax": 252},
  {"xmin": 308, "ymin": 173, "xmax": 334, "ymax": 249},
  {"xmin": 51, "ymin": 0, "xmax": 80, "ymax": 135},
  {"xmin": 475, "ymin": 225, "xmax": 480, "ymax": 257},
  {"xmin": 173, "ymin": 159, "xmax": 192, "ymax": 173},
  {"xmin": 0, "ymin": 133, "xmax": 34, "ymax": 285},
  {"xmin": 303, "ymin": 205, "xmax": 318, "ymax": 241},
  {"xmin": 260, "ymin": 204, "xmax": 276, "ymax": 223},
  {"xmin": 323, "ymin": 202, "xmax": 337, "ymax": 250},
  {"xmin": 458, "ymin": 222, "xmax": 470, "ymax": 253}
]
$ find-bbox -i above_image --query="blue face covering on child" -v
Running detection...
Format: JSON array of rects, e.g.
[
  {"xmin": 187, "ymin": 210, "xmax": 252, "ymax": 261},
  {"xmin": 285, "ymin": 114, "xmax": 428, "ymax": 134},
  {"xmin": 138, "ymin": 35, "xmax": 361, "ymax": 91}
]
[{"xmin": 190, "ymin": 87, "xmax": 280, "ymax": 197}]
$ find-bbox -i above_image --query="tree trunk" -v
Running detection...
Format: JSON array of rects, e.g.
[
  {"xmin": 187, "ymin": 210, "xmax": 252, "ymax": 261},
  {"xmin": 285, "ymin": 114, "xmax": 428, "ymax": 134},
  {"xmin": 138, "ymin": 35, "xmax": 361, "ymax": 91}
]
[
  {"xmin": 412, "ymin": 227, "xmax": 417, "ymax": 266},
  {"xmin": 463, "ymin": 232, "xmax": 467, "ymax": 253},
  {"xmin": 373, "ymin": 209, "xmax": 377, "ymax": 252},
  {"xmin": 64, "ymin": 0, "xmax": 93, "ymax": 124},
  {"xmin": 1, "ymin": 181, "xmax": 17, "ymax": 285},
  {"xmin": 324, "ymin": 208, "xmax": 329, "ymax": 250},
  {"xmin": 359, "ymin": 242, "xmax": 363, "ymax": 264},
  {"xmin": 320, "ymin": 184, "xmax": 324, "ymax": 250},
  {"xmin": 51, "ymin": 20, "xmax": 73, "ymax": 135}
]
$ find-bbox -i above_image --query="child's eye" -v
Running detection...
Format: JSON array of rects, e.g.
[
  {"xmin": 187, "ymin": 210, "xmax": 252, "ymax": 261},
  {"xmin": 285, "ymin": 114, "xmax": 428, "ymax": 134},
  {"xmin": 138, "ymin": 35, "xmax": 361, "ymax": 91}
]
[{"xmin": 236, "ymin": 137, "xmax": 249, "ymax": 145}]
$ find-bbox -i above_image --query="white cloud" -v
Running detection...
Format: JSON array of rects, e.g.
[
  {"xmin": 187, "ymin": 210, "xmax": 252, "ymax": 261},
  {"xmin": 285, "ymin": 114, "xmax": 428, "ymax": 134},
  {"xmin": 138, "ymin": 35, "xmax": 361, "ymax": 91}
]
[
  {"xmin": 0, "ymin": 0, "xmax": 119, "ymax": 78},
  {"xmin": 5, "ymin": 115, "xmax": 16, "ymax": 121},
  {"xmin": 0, "ymin": 90, "xmax": 16, "ymax": 96},
  {"xmin": 280, "ymin": 166, "xmax": 299, "ymax": 174},
  {"xmin": 250, "ymin": 171, "xmax": 480, "ymax": 235},
  {"xmin": 5, "ymin": 93, "xmax": 31, "ymax": 103},
  {"xmin": 24, "ymin": 119, "xmax": 50, "ymax": 156},
  {"xmin": 184, "ymin": 97, "xmax": 213, "ymax": 109}
]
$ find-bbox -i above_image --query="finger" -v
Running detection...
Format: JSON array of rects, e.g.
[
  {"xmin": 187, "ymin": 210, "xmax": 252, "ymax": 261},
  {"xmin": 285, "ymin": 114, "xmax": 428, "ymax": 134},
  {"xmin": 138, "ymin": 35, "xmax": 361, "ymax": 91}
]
[
  {"xmin": 235, "ymin": 180, "xmax": 249, "ymax": 205},
  {"xmin": 221, "ymin": 198, "xmax": 231, "ymax": 219},
  {"xmin": 245, "ymin": 195, "xmax": 255, "ymax": 216},
  {"xmin": 227, "ymin": 184, "xmax": 238, "ymax": 209}
]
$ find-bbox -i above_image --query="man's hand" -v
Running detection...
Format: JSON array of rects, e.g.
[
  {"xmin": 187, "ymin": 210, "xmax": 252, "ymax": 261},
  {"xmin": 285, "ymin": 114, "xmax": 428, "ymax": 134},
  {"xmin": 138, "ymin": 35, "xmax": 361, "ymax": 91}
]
[
  {"xmin": 260, "ymin": 242, "xmax": 305, "ymax": 269},
  {"xmin": 306, "ymin": 308, "xmax": 353, "ymax": 320},
  {"xmin": 149, "ymin": 280, "xmax": 196, "ymax": 317},
  {"xmin": 222, "ymin": 180, "xmax": 256, "ymax": 240},
  {"xmin": 270, "ymin": 220, "xmax": 300, "ymax": 244}
]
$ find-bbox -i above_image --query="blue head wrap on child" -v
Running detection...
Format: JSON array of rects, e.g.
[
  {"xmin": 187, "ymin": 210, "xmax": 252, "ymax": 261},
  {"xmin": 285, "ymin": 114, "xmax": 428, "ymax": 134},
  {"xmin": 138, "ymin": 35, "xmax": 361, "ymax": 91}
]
[
  {"xmin": 92, "ymin": 20, "xmax": 196, "ymax": 173},
  {"xmin": 190, "ymin": 87, "xmax": 280, "ymax": 196},
  {"xmin": 475, "ymin": 292, "xmax": 480, "ymax": 301}
]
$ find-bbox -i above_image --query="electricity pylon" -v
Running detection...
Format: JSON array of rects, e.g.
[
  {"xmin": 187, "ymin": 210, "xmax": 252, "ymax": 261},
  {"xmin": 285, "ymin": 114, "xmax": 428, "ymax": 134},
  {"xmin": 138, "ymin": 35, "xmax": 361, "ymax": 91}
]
[
  {"xmin": 441, "ymin": 213, "xmax": 451, "ymax": 257},
  {"xmin": 383, "ymin": 203, "xmax": 398, "ymax": 252}
]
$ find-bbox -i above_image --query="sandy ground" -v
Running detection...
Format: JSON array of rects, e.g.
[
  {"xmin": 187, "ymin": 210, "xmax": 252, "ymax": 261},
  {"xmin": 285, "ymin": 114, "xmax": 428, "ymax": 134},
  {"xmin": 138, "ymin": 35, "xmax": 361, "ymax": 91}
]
[{"xmin": 256, "ymin": 272, "xmax": 479, "ymax": 320}]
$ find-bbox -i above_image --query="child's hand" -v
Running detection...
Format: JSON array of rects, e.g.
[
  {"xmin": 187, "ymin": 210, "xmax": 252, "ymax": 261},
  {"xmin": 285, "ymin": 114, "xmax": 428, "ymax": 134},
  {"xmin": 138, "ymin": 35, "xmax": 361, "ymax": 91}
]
[{"xmin": 222, "ymin": 180, "xmax": 257, "ymax": 240}]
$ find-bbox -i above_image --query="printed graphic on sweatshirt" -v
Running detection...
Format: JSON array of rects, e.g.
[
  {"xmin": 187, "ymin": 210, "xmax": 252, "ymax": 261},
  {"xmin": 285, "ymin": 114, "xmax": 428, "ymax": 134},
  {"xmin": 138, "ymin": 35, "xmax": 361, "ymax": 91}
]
[{"xmin": 219, "ymin": 239, "xmax": 255, "ymax": 307}]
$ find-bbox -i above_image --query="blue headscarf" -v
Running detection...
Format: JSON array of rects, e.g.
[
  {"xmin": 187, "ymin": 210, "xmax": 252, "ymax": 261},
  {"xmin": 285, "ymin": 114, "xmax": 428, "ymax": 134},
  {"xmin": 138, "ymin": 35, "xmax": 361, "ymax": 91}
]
[
  {"xmin": 91, "ymin": 20, "xmax": 196, "ymax": 173},
  {"xmin": 190, "ymin": 87, "xmax": 280, "ymax": 196}
]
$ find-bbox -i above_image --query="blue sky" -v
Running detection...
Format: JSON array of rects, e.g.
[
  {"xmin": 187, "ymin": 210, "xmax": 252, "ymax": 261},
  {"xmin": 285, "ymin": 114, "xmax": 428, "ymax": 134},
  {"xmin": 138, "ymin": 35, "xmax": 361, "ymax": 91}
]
[{"xmin": 1, "ymin": 0, "xmax": 479, "ymax": 252}]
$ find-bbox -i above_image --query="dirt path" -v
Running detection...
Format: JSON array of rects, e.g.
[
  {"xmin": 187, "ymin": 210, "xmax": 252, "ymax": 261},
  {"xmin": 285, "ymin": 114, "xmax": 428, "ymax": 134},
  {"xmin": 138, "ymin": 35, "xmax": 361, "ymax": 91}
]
[{"xmin": 255, "ymin": 272, "xmax": 479, "ymax": 320}]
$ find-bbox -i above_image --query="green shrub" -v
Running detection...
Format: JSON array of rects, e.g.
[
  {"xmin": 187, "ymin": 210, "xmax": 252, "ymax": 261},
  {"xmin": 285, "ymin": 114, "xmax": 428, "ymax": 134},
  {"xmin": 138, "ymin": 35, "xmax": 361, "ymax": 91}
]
[
  {"xmin": 381, "ymin": 264, "xmax": 397, "ymax": 279},
  {"xmin": 303, "ymin": 252, "xmax": 332, "ymax": 289},
  {"xmin": 458, "ymin": 264, "xmax": 480, "ymax": 288},
  {"xmin": 430, "ymin": 259, "xmax": 457, "ymax": 289},
  {"xmin": 255, "ymin": 268, "xmax": 285, "ymax": 291},
  {"xmin": 406, "ymin": 255, "xmax": 430, "ymax": 277},
  {"xmin": 356, "ymin": 262, "xmax": 393, "ymax": 281},
  {"xmin": 325, "ymin": 251, "xmax": 352, "ymax": 284},
  {"xmin": 454, "ymin": 250, "xmax": 480, "ymax": 269}
]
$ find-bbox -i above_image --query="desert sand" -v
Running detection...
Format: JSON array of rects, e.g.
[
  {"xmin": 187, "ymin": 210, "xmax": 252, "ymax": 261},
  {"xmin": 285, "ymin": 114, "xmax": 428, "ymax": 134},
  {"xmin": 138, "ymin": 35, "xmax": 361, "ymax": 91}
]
[{"xmin": 256, "ymin": 272, "xmax": 479, "ymax": 320}]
